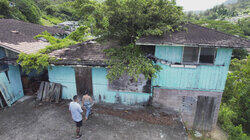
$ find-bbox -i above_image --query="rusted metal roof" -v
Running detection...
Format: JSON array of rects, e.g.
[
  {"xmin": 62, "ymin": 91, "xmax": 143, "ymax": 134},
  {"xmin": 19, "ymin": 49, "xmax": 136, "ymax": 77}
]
[
  {"xmin": 0, "ymin": 19, "xmax": 65, "ymax": 54},
  {"xmin": 49, "ymin": 40, "xmax": 116, "ymax": 66},
  {"xmin": 136, "ymin": 23, "xmax": 250, "ymax": 48}
]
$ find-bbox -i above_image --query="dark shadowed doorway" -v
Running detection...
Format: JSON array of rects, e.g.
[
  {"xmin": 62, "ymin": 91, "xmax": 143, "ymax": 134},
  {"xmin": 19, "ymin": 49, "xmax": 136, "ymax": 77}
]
[{"xmin": 74, "ymin": 67, "xmax": 93, "ymax": 97}]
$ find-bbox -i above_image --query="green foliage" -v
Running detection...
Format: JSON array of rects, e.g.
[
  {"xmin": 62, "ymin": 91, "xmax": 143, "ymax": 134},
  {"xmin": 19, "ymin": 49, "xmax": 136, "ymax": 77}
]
[
  {"xmin": 14, "ymin": 0, "xmax": 42, "ymax": 23},
  {"xmin": 0, "ymin": 0, "xmax": 11, "ymax": 18},
  {"xmin": 219, "ymin": 56, "xmax": 250, "ymax": 139},
  {"xmin": 44, "ymin": 4, "xmax": 59, "ymax": 15},
  {"xmin": 66, "ymin": 26, "xmax": 92, "ymax": 42},
  {"xmin": 232, "ymin": 49, "xmax": 248, "ymax": 60},
  {"xmin": 73, "ymin": 0, "xmax": 185, "ymax": 44},
  {"xmin": 41, "ymin": 15, "xmax": 63, "ymax": 25},
  {"xmin": 17, "ymin": 27, "xmax": 90, "ymax": 73},
  {"xmin": 104, "ymin": 44, "xmax": 162, "ymax": 81},
  {"xmin": 17, "ymin": 53, "xmax": 50, "ymax": 74},
  {"xmin": 238, "ymin": 17, "xmax": 250, "ymax": 36}
]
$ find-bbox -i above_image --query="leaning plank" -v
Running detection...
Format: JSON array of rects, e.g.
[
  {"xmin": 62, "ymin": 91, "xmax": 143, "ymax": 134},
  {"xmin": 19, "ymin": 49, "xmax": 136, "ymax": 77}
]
[
  {"xmin": 37, "ymin": 81, "xmax": 45, "ymax": 101},
  {"xmin": 46, "ymin": 83, "xmax": 55, "ymax": 102},
  {"xmin": 42, "ymin": 82, "xmax": 50, "ymax": 101},
  {"xmin": 0, "ymin": 97, "xmax": 3, "ymax": 108},
  {"xmin": 55, "ymin": 84, "xmax": 62, "ymax": 103},
  {"xmin": 48, "ymin": 83, "xmax": 56, "ymax": 102}
]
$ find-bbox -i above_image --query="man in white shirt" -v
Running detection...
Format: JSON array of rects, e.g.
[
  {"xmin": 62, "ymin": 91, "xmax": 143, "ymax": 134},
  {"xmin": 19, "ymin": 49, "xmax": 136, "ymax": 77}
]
[{"xmin": 69, "ymin": 95, "xmax": 83, "ymax": 138}]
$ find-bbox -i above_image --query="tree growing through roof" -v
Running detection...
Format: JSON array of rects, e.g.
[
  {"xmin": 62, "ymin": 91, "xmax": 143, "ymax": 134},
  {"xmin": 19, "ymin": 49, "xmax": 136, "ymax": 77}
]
[{"xmin": 73, "ymin": 0, "xmax": 185, "ymax": 81}]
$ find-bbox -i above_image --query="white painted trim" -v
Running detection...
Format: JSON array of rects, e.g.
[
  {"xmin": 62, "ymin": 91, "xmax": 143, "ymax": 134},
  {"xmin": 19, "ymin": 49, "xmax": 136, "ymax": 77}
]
[{"xmin": 171, "ymin": 64, "xmax": 184, "ymax": 68}]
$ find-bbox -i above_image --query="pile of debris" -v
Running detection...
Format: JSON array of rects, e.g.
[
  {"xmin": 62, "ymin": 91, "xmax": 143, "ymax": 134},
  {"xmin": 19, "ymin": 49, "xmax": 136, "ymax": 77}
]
[{"xmin": 36, "ymin": 82, "xmax": 62, "ymax": 103}]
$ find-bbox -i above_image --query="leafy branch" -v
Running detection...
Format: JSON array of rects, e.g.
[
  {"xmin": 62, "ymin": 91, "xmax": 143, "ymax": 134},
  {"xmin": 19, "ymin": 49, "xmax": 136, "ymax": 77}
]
[{"xmin": 104, "ymin": 44, "xmax": 162, "ymax": 82}]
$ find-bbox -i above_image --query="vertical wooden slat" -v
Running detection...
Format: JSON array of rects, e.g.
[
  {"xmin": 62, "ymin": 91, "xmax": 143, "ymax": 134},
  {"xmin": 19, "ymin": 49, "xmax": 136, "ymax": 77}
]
[
  {"xmin": 37, "ymin": 81, "xmax": 45, "ymax": 101},
  {"xmin": 42, "ymin": 82, "xmax": 50, "ymax": 101}
]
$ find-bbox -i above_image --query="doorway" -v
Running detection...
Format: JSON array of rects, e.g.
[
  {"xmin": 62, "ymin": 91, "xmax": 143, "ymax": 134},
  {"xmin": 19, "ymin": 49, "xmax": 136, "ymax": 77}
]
[{"xmin": 74, "ymin": 67, "xmax": 93, "ymax": 97}]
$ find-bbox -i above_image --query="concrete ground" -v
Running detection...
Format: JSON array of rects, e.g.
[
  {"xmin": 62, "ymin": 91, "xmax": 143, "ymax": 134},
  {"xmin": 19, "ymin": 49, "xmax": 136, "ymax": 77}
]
[{"xmin": 0, "ymin": 96, "xmax": 187, "ymax": 140}]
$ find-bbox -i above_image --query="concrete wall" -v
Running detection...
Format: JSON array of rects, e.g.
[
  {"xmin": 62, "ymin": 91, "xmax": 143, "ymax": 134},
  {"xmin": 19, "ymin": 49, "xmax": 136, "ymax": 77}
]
[
  {"xmin": 92, "ymin": 67, "xmax": 150, "ymax": 105},
  {"xmin": 153, "ymin": 88, "xmax": 222, "ymax": 130},
  {"xmin": 153, "ymin": 46, "xmax": 232, "ymax": 92},
  {"xmin": 48, "ymin": 66, "xmax": 77, "ymax": 99},
  {"xmin": 0, "ymin": 65, "xmax": 24, "ymax": 106}
]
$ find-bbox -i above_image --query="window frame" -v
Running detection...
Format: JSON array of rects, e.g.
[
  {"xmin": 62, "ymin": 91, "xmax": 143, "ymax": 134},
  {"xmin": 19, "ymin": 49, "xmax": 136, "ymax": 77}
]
[{"xmin": 181, "ymin": 46, "xmax": 217, "ymax": 65}]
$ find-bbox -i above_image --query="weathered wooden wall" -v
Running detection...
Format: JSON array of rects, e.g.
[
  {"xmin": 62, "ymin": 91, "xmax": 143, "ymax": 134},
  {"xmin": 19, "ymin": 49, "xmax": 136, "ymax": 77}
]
[
  {"xmin": 92, "ymin": 67, "xmax": 150, "ymax": 105},
  {"xmin": 0, "ymin": 65, "xmax": 24, "ymax": 106},
  {"xmin": 48, "ymin": 66, "xmax": 77, "ymax": 99},
  {"xmin": 153, "ymin": 46, "xmax": 233, "ymax": 92}
]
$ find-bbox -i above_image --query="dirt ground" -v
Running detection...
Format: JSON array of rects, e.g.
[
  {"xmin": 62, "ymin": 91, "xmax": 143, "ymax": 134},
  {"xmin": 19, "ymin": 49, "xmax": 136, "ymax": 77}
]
[{"xmin": 0, "ymin": 96, "xmax": 187, "ymax": 140}]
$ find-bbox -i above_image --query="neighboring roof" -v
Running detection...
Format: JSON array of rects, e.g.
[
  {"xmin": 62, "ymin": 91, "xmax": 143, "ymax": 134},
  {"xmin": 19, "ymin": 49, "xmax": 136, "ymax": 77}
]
[
  {"xmin": 49, "ymin": 40, "xmax": 116, "ymax": 66},
  {"xmin": 0, "ymin": 19, "xmax": 65, "ymax": 54},
  {"xmin": 136, "ymin": 23, "xmax": 250, "ymax": 48}
]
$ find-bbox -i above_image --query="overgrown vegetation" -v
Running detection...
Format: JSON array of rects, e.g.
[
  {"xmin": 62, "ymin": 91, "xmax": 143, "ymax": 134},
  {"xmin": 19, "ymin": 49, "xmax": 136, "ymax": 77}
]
[
  {"xmin": 72, "ymin": 0, "xmax": 185, "ymax": 81},
  {"xmin": 104, "ymin": 44, "xmax": 162, "ymax": 81},
  {"xmin": 0, "ymin": 0, "xmax": 41, "ymax": 23},
  {"xmin": 218, "ymin": 56, "xmax": 250, "ymax": 139},
  {"xmin": 17, "ymin": 26, "xmax": 91, "ymax": 73},
  {"xmin": 73, "ymin": 0, "xmax": 185, "ymax": 44}
]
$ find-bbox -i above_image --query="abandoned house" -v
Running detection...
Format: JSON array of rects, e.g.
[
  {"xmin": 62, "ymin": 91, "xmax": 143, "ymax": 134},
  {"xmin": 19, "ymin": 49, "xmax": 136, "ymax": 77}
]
[
  {"xmin": 48, "ymin": 23, "xmax": 249, "ymax": 131},
  {"xmin": 1, "ymin": 18, "xmax": 249, "ymax": 131},
  {"xmin": 0, "ymin": 19, "xmax": 65, "ymax": 107}
]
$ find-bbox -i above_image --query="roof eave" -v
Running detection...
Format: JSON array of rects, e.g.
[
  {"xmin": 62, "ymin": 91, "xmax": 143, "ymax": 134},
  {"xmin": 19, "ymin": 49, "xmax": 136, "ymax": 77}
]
[{"xmin": 136, "ymin": 42, "xmax": 249, "ymax": 48}]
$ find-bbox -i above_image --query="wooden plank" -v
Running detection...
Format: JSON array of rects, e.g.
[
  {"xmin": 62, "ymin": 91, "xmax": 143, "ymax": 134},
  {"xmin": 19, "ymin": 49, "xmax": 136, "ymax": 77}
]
[
  {"xmin": 37, "ymin": 81, "xmax": 45, "ymax": 101},
  {"xmin": 42, "ymin": 82, "xmax": 50, "ymax": 101},
  {"xmin": 55, "ymin": 84, "xmax": 62, "ymax": 103},
  {"xmin": 193, "ymin": 96, "xmax": 216, "ymax": 131},
  {"xmin": 47, "ymin": 83, "xmax": 56, "ymax": 102},
  {"xmin": 0, "ymin": 96, "xmax": 3, "ymax": 108}
]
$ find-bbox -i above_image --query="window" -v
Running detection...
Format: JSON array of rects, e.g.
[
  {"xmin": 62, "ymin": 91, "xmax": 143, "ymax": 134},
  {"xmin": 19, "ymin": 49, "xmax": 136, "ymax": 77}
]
[
  {"xmin": 199, "ymin": 48, "xmax": 216, "ymax": 64},
  {"xmin": 182, "ymin": 47, "xmax": 216, "ymax": 65},
  {"xmin": 183, "ymin": 47, "xmax": 199, "ymax": 64}
]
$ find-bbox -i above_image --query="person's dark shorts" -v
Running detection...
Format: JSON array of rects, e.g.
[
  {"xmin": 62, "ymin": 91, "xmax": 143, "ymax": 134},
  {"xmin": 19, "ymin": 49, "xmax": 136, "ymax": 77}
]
[{"xmin": 75, "ymin": 120, "xmax": 82, "ymax": 127}]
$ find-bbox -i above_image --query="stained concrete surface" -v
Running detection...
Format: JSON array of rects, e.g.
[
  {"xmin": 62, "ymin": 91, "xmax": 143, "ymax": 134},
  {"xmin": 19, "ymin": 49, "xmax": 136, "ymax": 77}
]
[{"xmin": 0, "ymin": 97, "xmax": 187, "ymax": 140}]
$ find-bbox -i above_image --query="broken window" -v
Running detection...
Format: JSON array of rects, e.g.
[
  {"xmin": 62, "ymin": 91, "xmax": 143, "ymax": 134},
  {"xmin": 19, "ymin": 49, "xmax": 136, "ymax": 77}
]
[
  {"xmin": 199, "ymin": 48, "xmax": 216, "ymax": 64},
  {"xmin": 182, "ymin": 47, "xmax": 217, "ymax": 65},
  {"xmin": 183, "ymin": 47, "xmax": 199, "ymax": 64},
  {"xmin": 108, "ymin": 73, "xmax": 151, "ymax": 93}
]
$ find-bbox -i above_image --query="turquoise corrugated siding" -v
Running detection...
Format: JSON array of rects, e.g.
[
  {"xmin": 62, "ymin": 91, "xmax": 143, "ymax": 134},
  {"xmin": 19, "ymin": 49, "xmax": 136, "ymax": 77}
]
[
  {"xmin": 48, "ymin": 66, "xmax": 77, "ymax": 99},
  {"xmin": 0, "ymin": 65, "xmax": 24, "ymax": 106},
  {"xmin": 92, "ymin": 67, "xmax": 150, "ymax": 105},
  {"xmin": 155, "ymin": 46, "xmax": 183, "ymax": 63},
  {"xmin": 153, "ymin": 46, "xmax": 232, "ymax": 92}
]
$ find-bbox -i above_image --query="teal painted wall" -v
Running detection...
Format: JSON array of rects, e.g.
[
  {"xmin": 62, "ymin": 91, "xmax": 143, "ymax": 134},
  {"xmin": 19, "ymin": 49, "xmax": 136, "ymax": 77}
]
[
  {"xmin": 153, "ymin": 46, "xmax": 233, "ymax": 92},
  {"xmin": 92, "ymin": 67, "xmax": 150, "ymax": 105},
  {"xmin": 48, "ymin": 66, "xmax": 77, "ymax": 99},
  {"xmin": 0, "ymin": 65, "xmax": 24, "ymax": 106},
  {"xmin": 0, "ymin": 47, "xmax": 5, "ymax": 58}
]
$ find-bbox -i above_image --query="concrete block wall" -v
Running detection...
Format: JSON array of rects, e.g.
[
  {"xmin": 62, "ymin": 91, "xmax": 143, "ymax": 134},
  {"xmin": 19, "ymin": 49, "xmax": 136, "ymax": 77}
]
[{"xmin": 153, "ymin": 88, "xmax": 222, "ymax": 130}]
